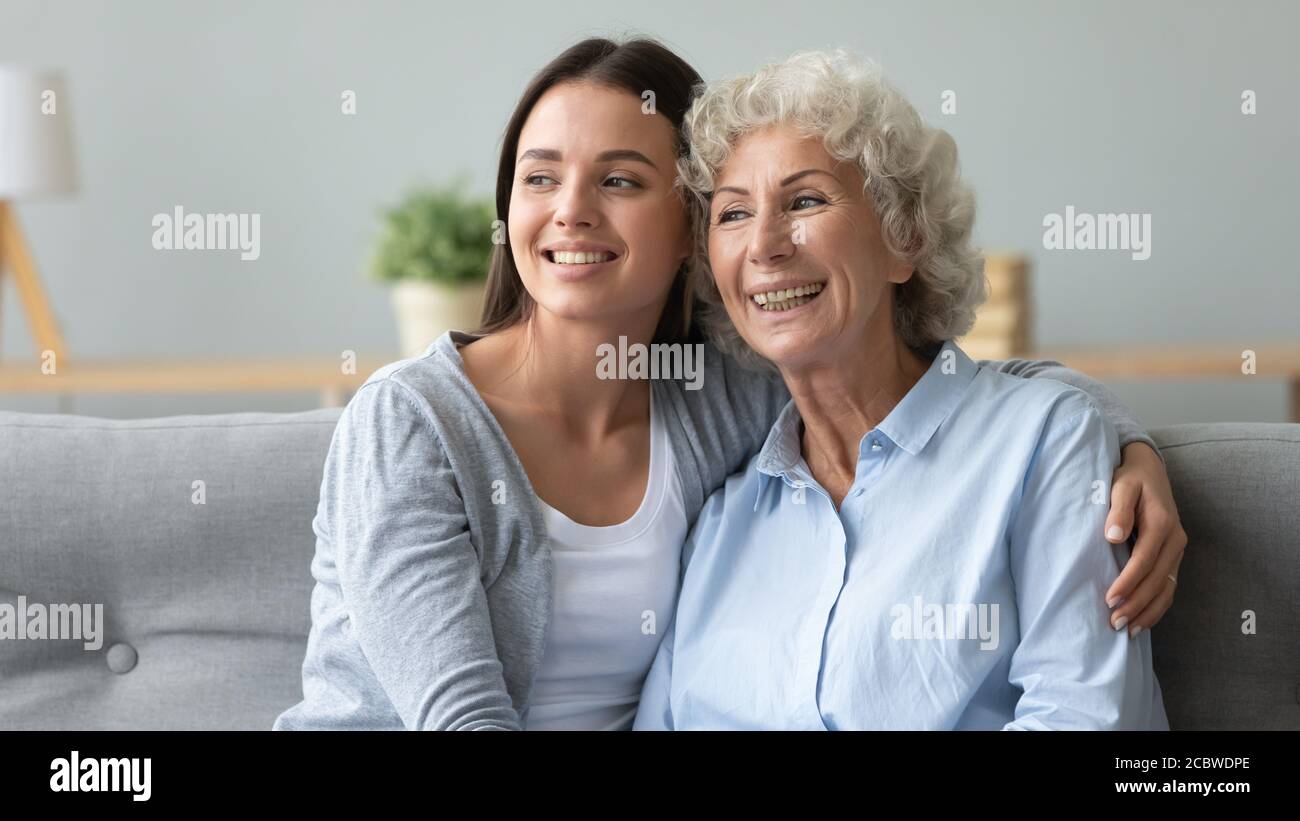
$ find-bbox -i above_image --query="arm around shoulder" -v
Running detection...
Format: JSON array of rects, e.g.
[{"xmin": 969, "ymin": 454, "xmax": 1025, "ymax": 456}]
[{"xmin": 980, "ymin": 356, "xmax": 1158, "ymax": 457}]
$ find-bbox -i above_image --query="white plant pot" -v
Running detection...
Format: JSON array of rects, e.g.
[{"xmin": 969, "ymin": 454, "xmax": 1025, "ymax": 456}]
[{"xmin": 390, "ymin": 279, "xmax": 486, "ymax": 359}]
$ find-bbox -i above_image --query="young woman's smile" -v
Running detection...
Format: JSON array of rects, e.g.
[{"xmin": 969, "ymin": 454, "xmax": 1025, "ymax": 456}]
[
  {"xmin": 540, "ymin": 241, "xmax": 623, "ymax": 282},
  {"xmin": 509, "ymin": 81, "xmax": 691, "ymax": 323}
]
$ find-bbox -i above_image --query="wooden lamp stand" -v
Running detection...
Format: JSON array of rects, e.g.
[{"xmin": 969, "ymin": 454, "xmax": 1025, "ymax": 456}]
[{"xmin": 0, "ymin": 201, "xmax": 68, "ymax": 364}]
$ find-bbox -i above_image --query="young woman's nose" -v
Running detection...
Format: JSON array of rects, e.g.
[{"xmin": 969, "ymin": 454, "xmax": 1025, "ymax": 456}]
[{"xmin": 553, "ymin": 181, "xmax": 601, "ymax": 230}]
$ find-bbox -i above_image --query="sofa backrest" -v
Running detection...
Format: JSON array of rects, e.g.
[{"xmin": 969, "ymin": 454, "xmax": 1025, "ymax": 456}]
[
  {"xmin": 1, "ymin": 410, "xmax": 1296, "ymax": 730},
  {"xmin": 0, "ymin": 408, "xmax": 338, "ymax": 730},
  {"xmin": 1143, "ymin": 423, "xmax": 1300, "ymax": 730}
]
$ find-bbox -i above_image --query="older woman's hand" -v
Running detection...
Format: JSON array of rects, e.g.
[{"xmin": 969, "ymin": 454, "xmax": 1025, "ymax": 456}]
[{"xmin": 1103, "ymin": 442, "xmax": 1187, "ymax": 637}]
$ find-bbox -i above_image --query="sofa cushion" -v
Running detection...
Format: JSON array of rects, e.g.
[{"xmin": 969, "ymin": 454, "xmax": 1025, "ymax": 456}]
[{"xmin": 0, "ymin": 408, "xmax": 341, "ymax": 730}]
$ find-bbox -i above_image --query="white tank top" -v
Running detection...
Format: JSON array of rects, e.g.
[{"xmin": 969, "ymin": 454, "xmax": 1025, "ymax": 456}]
[{"xmin": 523, "ymin": 389, "xmax": 687, "ymax": 730}]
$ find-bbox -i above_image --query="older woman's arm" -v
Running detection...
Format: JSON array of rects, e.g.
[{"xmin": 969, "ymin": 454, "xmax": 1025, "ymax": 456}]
[
  {"xmin": 632, "ymin": 486, "xmax": 729, "ymax": 731},
  {"xmin": 717, "ymin": 350, "xmax": 1185, "ymax": 634},
  {"xmin": 1003, "ymin": 391, "xmax": 1168, "ymax": 730},
  {"xmin": 982, "ymin": 357, "xmax": 1187, "ymax": 634},
  {"xmin": 632, "ymin": 613, "xmax": 677, "ymax": 730}
]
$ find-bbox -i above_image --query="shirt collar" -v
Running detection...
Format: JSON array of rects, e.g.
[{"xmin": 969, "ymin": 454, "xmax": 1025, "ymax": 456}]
[
  {"xmin": 875, "ymin": 339, "xmax": 979, "ymax": 456},
  {"xmin": 753, "ymin": 340, "xmax": 980, "ymax": 500}
]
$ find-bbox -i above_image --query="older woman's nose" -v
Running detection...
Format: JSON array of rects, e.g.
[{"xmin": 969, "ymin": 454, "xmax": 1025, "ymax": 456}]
[
  {"xmin": 553, "ymin": 184, "xmax": 600, "ymax": 229},
  {"xmin": 747, "ymin": 213, "xmax": 795, "ymax": 268}
]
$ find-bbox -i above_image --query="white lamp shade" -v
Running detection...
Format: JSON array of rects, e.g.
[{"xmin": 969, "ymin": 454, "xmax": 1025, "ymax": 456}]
[{"xmin": 0, "ymin": 67, "xmax": 77, "ymax": 199}]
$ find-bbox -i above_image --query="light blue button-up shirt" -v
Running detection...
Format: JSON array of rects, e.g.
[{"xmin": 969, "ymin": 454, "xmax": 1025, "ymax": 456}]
[{"xmin": 633, "ymin": 340, "xmax": 1169, "ymax": 730}]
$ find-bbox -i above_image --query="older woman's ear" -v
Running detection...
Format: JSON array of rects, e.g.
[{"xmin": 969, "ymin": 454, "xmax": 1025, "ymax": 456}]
[
  {"xmin": 882, "ymin": 218, "xmax": 924, "ymax": 283},
  {"xmin": 883, "ymin": 255, "xmax": 916, "ymax": 284},
  {"xmin": 887, "ymin": 264, "xmax": 917, "ymax": 285}
]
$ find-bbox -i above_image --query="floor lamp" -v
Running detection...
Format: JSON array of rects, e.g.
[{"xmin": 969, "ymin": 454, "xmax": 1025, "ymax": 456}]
[{"xmin": 0, "ymin": 67, "xmax": 76, "ymax": 365}]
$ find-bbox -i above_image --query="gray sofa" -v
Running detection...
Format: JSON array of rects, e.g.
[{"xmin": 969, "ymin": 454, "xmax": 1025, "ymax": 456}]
[{"xmin": 1, "ymin": 408, "xmax": 1297, "ymax": 730}]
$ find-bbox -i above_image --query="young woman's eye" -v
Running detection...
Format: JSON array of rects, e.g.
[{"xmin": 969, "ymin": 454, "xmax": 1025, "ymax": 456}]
[
  {"xmin": 522, "ymin": 174, "xmax": 557, "ymax": 186},
  {"xmin": 792, "ymin": 194, "xmax": 827, "ymax": 210},
  {"xmin": 603, "ymin": 175, "xmax": 640, "ymax": 189}
]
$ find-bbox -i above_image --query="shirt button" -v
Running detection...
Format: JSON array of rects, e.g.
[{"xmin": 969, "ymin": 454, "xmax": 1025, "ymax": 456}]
[{"xmin": 870, "ymin": 440, "xmax": 882, "ymax": 452}]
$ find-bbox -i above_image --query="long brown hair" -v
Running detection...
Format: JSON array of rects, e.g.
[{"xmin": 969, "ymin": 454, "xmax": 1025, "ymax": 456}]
[{"xmin": 477, "ymin": 37, "xmax": 705, "ymax": 344}]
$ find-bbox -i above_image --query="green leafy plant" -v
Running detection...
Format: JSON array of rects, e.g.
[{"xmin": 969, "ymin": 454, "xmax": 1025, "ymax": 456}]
[{"xmin": 369, "ymin": 181, "xmax": 497, "ymax": 285}]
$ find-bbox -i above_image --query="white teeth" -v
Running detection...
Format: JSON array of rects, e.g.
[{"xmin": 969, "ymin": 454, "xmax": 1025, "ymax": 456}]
[
  {"xmin": 759, "ymin": 295, "xmax": 810, "ymax": 312},
  {"xmin": 550, "ymin": 250, "xmax": 613, "ymax": 264},
  {"xmin": 750, "ymin": 282, "xmax": 824, "ymax": 310}
]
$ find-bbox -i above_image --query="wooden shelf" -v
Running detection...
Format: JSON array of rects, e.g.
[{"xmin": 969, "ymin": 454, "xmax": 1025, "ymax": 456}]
[
  {"xmin": 0, "ymin": 355, "xmax": 400, "ymax": 407},
  {"xmin": 3, "ymin": 344, "xmax": 1297, "ymax": 419},
  {"xmin": 1033, "ymin": 342, "xmax": 1300, "ymax": 422},
  {"xmin": 1035, "ymin": 343, "xmax": 1300, "ymax": 379}
]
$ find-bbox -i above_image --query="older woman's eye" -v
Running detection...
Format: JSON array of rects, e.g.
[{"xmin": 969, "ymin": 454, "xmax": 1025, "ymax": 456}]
[
  {"xmin": 792, "ymin": 194, "xmax": 827, "ymax": 210},
  {"xmin": 716, "ymin": 209, "xmax": 748, "ymax": 224}
]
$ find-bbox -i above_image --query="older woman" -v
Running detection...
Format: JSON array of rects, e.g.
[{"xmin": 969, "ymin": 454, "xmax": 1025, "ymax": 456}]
[{"xmin": 633, "ymin": 50, "xmax": 1169, "ymax": 730}]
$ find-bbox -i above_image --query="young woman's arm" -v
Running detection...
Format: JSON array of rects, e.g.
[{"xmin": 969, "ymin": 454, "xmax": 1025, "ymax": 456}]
[
  {"xmin": 311, "ymin": 378, "xmax": 521, "ymax": 730},
  {"xmin": 979, "ymin": 357, "xmax": 1153, "ymax": 451}
]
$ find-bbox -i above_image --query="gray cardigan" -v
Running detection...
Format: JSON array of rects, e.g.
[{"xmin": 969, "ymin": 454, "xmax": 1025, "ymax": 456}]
[{"xmin": 273, "ymin": 331, "xmax": 1154, "ymax": 731}]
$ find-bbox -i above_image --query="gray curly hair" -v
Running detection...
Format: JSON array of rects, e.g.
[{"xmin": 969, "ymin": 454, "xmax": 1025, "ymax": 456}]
[{"xmin": 676, "ymin": 49, "xmax": 987, "ymax": 368}]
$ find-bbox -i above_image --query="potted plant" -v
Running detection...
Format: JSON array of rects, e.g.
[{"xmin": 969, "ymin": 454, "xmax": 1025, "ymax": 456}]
[{"xmin": 370, "ymin": 181, "xmax": 497, "ymax": 358}]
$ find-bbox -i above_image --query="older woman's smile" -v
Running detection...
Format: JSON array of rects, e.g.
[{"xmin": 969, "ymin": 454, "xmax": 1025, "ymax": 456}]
[
  {"xmin": 698, "ymin": 121, "xmax": 909, "ymax": 368},
  {"xmin": 634, "ymin": 47, "xmax": 1170, "ymax": 733},
  {"xmin": 749, "ymin": 280, "xmax": 826, "ymax": 311}
]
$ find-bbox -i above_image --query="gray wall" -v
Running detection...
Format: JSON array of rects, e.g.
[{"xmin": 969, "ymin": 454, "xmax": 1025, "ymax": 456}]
[{"xmin": 1, "ymin": 0, "xmax": 1296, "ymax": 423}]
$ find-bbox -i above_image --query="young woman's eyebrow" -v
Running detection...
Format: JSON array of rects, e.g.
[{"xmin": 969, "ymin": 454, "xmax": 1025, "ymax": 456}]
[
  {"xmin": 596, "ymin": 149, "xmax": 657, "ymax": 168},
  {"xmin": 714, "ymin": 168, "xmax": 838, "ymax": 196},
  {"xmin": 517, "ymin": 147, "xmax": 658, "ymax": 169}
]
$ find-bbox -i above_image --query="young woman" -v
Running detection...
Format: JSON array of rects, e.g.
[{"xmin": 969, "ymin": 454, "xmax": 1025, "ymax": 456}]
[{"xmin": 274, "ymin": 37, "xmax": 1187, "ymax": 731}]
